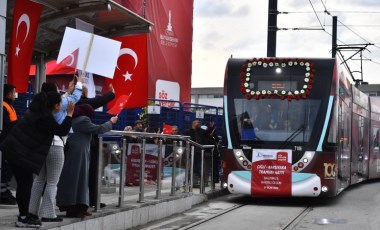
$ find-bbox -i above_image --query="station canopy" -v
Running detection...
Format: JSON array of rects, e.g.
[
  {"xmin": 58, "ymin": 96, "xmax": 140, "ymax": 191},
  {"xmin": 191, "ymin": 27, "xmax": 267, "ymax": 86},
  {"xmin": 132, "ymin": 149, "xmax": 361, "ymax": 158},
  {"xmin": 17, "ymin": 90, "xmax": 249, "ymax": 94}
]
[{"xmin": 5, "ymin": 0, "xmax": 153, "ymax": 61}]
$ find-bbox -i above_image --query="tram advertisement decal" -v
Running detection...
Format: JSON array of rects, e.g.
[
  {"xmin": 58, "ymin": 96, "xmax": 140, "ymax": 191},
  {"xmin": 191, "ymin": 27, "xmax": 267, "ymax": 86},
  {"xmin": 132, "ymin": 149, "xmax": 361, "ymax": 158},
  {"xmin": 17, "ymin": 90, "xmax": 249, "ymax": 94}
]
[
  {"xmin": 126, "ymin": 144, "xmax": 165, "ymax": 186},
  {"xmin": 251, "ymin": 149, "xmax": 292, "ymax": 196}
]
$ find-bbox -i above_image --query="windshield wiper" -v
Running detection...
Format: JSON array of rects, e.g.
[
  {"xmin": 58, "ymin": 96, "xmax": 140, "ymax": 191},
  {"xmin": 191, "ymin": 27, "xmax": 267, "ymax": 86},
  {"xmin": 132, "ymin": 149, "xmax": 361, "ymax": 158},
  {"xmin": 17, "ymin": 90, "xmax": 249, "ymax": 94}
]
[{"xmin": 278, "ymin": 125, "xmax": 305, "ymax": 149}]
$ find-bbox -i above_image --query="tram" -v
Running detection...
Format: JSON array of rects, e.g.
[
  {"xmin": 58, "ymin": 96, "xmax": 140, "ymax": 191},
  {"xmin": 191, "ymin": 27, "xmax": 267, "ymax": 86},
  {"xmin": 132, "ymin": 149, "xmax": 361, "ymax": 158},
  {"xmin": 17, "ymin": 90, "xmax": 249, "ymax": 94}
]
[{"xmin": 221, "ymin": 57, "xmax": 380, "ymax": 197}]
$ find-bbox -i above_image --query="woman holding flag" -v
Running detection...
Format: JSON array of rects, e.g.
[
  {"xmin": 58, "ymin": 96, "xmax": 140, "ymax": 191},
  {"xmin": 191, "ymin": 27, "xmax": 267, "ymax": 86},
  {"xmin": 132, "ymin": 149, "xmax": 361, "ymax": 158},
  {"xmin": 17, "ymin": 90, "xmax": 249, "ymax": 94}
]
[{"xmin": 57, "ymin": 104, "xmax": 118, "ymax": 218}]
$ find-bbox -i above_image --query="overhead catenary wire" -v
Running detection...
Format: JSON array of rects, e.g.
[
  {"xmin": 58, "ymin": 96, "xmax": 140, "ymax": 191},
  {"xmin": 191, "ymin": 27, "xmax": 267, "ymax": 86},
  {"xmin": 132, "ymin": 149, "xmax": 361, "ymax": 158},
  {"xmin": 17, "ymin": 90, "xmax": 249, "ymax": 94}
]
[
  {"xmin": 308, "ymin": 0, "xmax": 325, "ymax": 30},
  {"xmin": 281, "ymin": 0, "xmax": 380, "ymax": 68},
  {"xmin": 320, "ymin": 0, "xmax": 380, "ymax": 68}
]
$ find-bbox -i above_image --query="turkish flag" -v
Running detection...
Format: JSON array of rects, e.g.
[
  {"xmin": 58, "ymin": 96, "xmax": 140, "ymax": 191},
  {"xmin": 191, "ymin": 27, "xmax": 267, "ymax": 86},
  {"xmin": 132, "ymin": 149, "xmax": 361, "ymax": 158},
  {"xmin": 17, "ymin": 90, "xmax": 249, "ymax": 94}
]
[
  {"xmin": 7, "ymin": 0, "xmax": 43, "ymax": 93},
  {"xmin": 163, "ymin": 123, "xmax": 173, "ymax": 134},
  {"xmin": 107, "ymin": 94, "xmax": 130, "ymax": 115},
  {"xmin": 58, "ymin": 48, "xmax": 79, "ymax": 69},
  {"xmin": 106, "ymin": 34, "xmax": 148, "ymax": 109},
  {"xmin": 30, "ymin": 60, "xmax": 76, "ymax": 76}
]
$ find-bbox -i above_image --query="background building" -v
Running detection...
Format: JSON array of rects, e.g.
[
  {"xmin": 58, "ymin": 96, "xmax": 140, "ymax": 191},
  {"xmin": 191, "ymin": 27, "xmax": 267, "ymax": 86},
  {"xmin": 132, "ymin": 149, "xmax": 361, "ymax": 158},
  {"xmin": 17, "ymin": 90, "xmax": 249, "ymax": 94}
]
[
  {"xmin": 358, "ymin": 84, "xmax": 380, "ymax": 97},
  {"xmin": 191, "ymin": 87, "xmax": 223, "ymax": 107}
]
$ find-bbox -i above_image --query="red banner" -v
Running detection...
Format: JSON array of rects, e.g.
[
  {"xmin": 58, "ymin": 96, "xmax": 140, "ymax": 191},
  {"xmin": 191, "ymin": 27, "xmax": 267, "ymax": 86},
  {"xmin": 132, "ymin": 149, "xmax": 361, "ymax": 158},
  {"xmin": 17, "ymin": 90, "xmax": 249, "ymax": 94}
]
[
  {"xmin": 112, "ymin": 1, "xmax": 193, "ymax": 103},
  {"xmin": 145, "ymin": 0, "xmax": 193, "ymax": 103},
  {"xmin": 7, "ymin": 0, "xmax": 43, "ymax": 93},
  {"xmin": 106, "ymin": 34, "xmax": 148, "ymax": 109},
  {"xmin": 125, "ymin": 143, "xmax": 165, "ymax": 186},
  {"xmin": 251, "ymin": 150, "xmax": 292, "ymax": 197}
]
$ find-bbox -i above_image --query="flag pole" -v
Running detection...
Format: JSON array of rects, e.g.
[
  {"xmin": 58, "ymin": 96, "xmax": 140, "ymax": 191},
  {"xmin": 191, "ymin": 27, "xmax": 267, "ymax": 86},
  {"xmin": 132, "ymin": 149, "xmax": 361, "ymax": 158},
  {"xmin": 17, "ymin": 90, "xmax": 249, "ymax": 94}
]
[{"xmin": 81, "ymin": 33, "xmax": 95, "ymax": 76}]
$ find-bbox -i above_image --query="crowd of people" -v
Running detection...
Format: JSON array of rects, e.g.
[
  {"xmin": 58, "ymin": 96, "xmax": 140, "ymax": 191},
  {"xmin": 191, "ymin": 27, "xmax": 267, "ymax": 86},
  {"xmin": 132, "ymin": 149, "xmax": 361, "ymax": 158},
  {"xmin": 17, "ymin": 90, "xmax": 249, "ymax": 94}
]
[
  {"xmin": 0, "ymin": 80, "xmax": 221, "ymax": 228},
  {"xmin": 0, "ymin": 78, "xmax": 118, "ymax": 228}
]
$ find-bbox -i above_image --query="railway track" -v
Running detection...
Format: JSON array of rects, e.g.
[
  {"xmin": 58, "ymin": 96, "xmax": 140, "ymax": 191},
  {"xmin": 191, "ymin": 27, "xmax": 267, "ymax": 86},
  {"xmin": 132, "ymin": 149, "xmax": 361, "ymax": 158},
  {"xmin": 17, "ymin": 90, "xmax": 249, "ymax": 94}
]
[
  {"xmin": 130, "ymin": 179, "xmax": 380, "ymax": 230},
  {"xmin": 179, "ymin": 203, "xmax": 247, "ymax": 230},
  {"xmin": 182, "ymin": 202, "xmax": 314, "ymax": 230},
  {"xmin": 133, "ymin": 194, "xmax": 316, "ymax": 230}
]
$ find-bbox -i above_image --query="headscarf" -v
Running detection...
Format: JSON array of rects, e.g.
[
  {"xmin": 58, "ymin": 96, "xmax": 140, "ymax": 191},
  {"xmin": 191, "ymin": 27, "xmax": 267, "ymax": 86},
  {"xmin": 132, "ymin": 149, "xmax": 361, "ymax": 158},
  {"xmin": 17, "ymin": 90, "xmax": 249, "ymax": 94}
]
[{"xmin": 73, "ymin": 103, "xmax": 94, "ymax": 118}]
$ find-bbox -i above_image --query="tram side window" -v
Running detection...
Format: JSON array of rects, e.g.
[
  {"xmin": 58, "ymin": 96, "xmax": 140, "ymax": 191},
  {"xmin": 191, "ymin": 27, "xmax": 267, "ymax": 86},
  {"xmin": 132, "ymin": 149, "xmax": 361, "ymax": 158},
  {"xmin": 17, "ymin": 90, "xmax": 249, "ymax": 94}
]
[
  {"xmin": 327, "ymin": 121, "xmax": 337, "ymax": 144},
  {"xmin": 358, "ymin": 116, "xmax": 365, "ymax": 155},
  {"xmin": 345, "ymin": 115, "xmax": 350, "ymax": 148},
  {"xmin": 373, "ymin": 126, "xmax": 379, "ymax": 152},
  {"xmin": 329, "ymin": 102, "xmax": 350, "ymax": 148},
  {"xmin": 327, "ymin": 104, "xmax": 338, "ymax": 144}
]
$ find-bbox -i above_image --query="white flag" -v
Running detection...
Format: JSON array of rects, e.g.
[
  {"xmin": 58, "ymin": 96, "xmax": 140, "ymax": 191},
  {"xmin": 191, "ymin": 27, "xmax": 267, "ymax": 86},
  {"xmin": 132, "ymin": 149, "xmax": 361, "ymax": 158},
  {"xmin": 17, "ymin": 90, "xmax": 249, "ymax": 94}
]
[{"xmin": 57, "ymin": 27, "xmax": 121, "ymax": 78}]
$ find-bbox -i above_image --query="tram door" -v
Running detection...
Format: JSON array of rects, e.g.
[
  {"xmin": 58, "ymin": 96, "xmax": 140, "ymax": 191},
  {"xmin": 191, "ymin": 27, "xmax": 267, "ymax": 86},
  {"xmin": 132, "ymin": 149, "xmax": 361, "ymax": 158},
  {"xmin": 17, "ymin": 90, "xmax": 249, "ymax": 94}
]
[
  {"xmin": 337, "ymin": 99, "xmax": 350, "ymax": 189},
  {"xmin": 351, "ymin": 108, "xmax": 370, "ymax": 184}
]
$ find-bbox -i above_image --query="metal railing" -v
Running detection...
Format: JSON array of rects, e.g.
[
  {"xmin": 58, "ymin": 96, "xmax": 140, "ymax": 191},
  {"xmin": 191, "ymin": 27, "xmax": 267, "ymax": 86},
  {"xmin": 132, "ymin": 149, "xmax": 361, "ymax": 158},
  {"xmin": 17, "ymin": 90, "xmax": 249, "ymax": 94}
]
[{"xmin": 96, "ymin": 130, "xmax": 215, "ymax": 210}]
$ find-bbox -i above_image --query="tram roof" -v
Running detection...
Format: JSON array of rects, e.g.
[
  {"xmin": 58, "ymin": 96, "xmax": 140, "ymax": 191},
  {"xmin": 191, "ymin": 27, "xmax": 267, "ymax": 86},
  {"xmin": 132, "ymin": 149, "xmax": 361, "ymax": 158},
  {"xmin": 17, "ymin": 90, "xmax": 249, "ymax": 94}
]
[{"xmin": 5, "ymin": 0, "xmax": 153, "ymax": 61}]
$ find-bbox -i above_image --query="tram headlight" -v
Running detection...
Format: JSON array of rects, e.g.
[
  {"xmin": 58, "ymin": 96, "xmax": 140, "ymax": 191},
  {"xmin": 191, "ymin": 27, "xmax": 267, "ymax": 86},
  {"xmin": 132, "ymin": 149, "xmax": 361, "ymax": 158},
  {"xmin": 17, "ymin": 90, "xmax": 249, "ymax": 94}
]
[
  {"xmin": 238, "ymin": 156, "xmax": 244, "ymax": 161},
  {"xmin": 322, "ymin": 186, "xmax": 328, "ymax": 192},
  {"xmin": 303, "ymin": 158, "xmax": 308, "ymax": 163},
  {"xmin": 223, "ymin": 182, "xmax": 228, "ymax": 188},
  {"xmin": 177, "ymin": 147, "xmax": 183, "ymax": 154},
  {"xmin": 235, "ymin": 151, "xmax": 242, "ymax": 156},
  {"xmin": 305, "ymin": 151, "xmax": 314, "ymax": 158}
]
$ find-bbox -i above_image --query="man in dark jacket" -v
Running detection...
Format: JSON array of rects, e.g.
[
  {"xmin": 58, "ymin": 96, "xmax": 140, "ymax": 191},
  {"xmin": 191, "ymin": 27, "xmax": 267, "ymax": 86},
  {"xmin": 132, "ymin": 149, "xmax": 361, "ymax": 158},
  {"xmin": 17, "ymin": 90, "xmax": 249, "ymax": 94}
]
[
  {"xmin": 184, "ymin": 119, "xmax": 216, "ymax": 186},
  {"xmin": 185, "ymin": 119, "xmax": 203, "ymax": 183},
  {"xmin": 0, "ymin": 84, "xmax": 18, "ymax": 205}
]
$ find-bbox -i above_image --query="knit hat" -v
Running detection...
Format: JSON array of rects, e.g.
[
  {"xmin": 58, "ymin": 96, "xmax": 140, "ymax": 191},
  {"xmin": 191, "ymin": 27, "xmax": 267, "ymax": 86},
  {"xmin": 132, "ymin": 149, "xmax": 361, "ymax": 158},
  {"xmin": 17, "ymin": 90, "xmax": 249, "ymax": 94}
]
[{"xmin": 73, "ymin": 103, "xmax": 94, "ymax": 118}]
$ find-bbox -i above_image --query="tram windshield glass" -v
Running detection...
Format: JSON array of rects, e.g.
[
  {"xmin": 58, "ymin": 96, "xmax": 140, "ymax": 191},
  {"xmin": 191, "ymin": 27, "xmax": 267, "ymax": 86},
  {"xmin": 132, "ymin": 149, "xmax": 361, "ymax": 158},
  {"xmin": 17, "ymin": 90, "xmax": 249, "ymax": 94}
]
[{"xmin": 234, "ymin": 98, "xmax": 320, "ymax": 143}]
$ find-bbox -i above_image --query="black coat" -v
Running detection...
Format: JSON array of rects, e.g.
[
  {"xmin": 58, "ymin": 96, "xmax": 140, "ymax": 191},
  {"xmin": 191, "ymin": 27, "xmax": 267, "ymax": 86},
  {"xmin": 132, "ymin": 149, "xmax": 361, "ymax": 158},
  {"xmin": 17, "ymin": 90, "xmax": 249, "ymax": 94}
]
[
  {"xmin": 184, "ymin": 127, "xmax": 216, "ymax": 145},
  {"xmin": 184, "ymin": 127, "xmax": 206, "ymax": 145},
  {"xmin": 76, "ymin": 92, "xmax": 115, "ymax": 110},
  {"xmin": 0, "ymin": 110, "xmax": 72, "ymax": 174}
]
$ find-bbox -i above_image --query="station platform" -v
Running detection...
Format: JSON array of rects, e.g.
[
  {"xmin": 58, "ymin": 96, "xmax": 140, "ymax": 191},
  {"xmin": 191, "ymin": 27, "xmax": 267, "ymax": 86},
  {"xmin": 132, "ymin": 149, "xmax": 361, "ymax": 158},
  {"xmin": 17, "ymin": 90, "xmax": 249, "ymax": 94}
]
[{"xmin": 0, "ymin": 182, "xmax": 228, "ymax": 230}]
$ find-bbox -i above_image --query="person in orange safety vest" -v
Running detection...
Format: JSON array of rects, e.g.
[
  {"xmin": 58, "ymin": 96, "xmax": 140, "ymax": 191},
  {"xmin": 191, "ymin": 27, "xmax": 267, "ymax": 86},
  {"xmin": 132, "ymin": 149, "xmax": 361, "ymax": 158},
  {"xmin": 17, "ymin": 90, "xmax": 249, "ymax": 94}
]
[{"xmin": 1, "ymin": 84, "xmax": 18, "ymax": 205}]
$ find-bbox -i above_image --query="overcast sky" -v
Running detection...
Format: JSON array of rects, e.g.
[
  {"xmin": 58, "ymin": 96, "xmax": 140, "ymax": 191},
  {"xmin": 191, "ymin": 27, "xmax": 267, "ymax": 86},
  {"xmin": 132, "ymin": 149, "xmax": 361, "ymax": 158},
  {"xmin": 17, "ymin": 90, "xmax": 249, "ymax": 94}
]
[{"xmin": 191, "ymin": 0, "xmax": 380, "ymax": 88}]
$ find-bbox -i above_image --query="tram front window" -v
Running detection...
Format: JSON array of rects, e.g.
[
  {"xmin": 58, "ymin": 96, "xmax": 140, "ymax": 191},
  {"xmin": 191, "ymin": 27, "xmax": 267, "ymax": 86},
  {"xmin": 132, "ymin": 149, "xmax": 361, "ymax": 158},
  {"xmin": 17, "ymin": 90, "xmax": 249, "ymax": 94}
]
[{"xmin": 234, "ymin": 99, "xmax": 320, "ymax": 143}]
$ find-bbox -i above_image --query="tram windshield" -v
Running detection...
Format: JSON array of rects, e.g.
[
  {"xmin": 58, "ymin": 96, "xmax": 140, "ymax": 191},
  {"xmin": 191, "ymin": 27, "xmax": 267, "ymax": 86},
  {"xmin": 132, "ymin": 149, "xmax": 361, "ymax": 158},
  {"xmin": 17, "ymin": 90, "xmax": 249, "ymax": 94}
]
[
  {"xmin": 224, "ymin": 58, "xmax": 335, "ymax": 149},
  {"xmin": 234, "ymin": 99, "xmax": 320, "ymax": 143}
]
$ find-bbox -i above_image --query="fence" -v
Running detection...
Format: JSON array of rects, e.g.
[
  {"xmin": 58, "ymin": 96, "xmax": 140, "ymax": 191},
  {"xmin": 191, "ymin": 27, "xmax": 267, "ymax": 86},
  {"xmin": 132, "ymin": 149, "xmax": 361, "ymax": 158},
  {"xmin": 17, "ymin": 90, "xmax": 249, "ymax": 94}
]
[{"xmin": 97, "ymin": 131, "xmax": 215, "ymax": 210}]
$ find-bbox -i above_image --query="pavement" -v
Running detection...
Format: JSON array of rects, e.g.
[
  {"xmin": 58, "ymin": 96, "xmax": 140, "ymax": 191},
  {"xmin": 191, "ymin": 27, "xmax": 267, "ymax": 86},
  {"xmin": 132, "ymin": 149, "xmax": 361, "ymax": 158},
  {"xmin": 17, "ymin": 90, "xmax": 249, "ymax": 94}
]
[{"xmin": 0, "ymin": 180, "xmax": 228, "ymax": 230}]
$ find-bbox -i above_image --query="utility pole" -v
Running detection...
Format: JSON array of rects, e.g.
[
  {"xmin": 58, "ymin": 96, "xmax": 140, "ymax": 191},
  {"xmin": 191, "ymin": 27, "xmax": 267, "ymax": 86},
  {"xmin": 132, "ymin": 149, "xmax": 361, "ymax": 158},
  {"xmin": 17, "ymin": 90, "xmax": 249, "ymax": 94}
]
[
  {"xmin": 267, "ymin": 0, "xmax": 278, "ymax": 57},
  {"xmin": 332, "ymin": 16, "xmax": 337, "ymax": 58}
]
